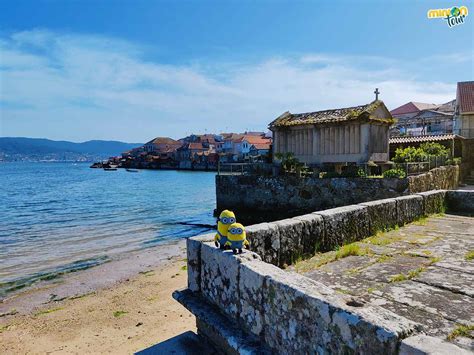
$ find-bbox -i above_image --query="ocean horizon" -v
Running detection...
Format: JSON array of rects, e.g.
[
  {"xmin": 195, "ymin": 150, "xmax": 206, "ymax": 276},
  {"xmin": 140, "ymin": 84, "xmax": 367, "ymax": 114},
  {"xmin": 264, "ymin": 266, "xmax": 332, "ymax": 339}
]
[{"xmin": 0, "ymin": 162, "xmax": 216, "ymax": 297}]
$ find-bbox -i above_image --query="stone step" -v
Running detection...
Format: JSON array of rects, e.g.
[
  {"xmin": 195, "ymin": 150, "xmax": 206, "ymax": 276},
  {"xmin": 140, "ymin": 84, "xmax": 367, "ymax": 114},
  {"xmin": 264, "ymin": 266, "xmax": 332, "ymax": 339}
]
[{"xmin": 173, "ymin": 289, "xmax": 271, "ymax": 354}]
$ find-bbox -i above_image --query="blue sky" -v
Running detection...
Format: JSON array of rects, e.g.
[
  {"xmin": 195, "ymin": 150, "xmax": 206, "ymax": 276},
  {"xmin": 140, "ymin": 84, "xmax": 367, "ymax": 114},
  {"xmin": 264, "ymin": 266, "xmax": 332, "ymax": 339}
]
[{"xmin": 0, "ymin": 0, "xmax": 473, "ymax": 142}]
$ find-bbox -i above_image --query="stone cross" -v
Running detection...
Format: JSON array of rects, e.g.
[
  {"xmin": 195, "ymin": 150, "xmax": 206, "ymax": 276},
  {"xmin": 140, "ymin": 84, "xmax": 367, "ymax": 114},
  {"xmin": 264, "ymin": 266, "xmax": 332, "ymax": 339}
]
[{"xmin": 374, "ymin": 88, "xmax": 380, "ymax": 101}]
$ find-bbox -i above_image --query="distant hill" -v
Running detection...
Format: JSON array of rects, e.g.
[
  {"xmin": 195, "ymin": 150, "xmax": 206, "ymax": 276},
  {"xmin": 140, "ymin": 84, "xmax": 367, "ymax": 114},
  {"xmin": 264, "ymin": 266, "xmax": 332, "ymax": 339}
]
[{"xmin": 0, "ymin": 137, "xmax": 143, "ymax": 162}]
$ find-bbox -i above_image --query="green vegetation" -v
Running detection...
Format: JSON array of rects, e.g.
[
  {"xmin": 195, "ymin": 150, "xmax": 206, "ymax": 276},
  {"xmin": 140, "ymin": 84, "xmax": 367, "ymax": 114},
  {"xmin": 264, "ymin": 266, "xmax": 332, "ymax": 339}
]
[
  {"xmin": 335, "ymin": 288, "xmax": 354, "ymax": 295},
  {"xmin": 365, "ymin": 230, "xmax": 401, "ymax": 246},
  {"xmin": 465, "ymin": 251, "xmax": 474, "ymax": 261},
  {"xmin": 295, "ymin": 243, "xmax": 371, "ymax": 272},
  {"xmin": 113, "ymin": 310, "xmax": 128, "ymax": 318},
  {"xmin": 393, "ymin": 146, "xmax": 427, "ymax": 163},
  {"xmin": 274, "ymin": 152, "xmax": 308, "ymax": 175},
  {"xmin": 382, "ymin": 168, "xmax": 406, "ymax": 178},
  {"xmin": 393, "ymin": 143, "xmax": 449, "ymax": 164},
  {"xmin": 419, "ymin": 142, "xmax": 449, "ymax": 157},
  {"xmin": 447, "ymin": 324, "xmax": 474, "ymax": 341},
  {"xmin": 413, "ymin": 216, "xmax": 428, "ymax": 226},
  {"xmin": 375, "ymin": 254, "xmax": 392, "ymax": 263},
  {"xmin": 0, "ymin": 324, "xmax": 10, "ymax": 333},
  {"xmin": 34, "ymin": 307, "xmax": 63, "ymax": 316},
  {"xmin": 367, "ymin": 286, "xmax": 380, "ymax": 294},
  {"xmin": 389, "ymin": 267, "xmax": 425, "ymax": 283},
  {"xmin": 335, "ymin": 244, "xmax": 369, "ymax": 259}
]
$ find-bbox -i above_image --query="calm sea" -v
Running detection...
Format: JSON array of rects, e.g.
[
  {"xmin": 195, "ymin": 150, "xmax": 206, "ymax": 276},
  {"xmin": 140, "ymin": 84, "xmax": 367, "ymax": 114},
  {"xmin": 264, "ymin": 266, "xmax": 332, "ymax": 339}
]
[{"xmin": 0, "ymin": 162, "xmax": 216, "ymax": 297}]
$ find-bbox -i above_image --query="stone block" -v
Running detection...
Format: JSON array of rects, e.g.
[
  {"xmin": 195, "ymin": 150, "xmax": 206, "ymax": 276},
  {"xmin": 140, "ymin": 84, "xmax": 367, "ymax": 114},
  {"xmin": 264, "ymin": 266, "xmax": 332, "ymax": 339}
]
[
  {"xmin": 446, "ymin": 190, "xmax": 474, "ymax": 213},
  {"xmin": 245, "ymin": 222, "xmax": 280, "ymax": 266},
  {"xmin": 395, "ymin": 195, "xmax": 424, "ymax": 225},
  {"xmin": 173, "ymin": 288, "xmax": 269, "ymax": 355},
  {"xmin": 293, "ymin": 213, "xmax": 325, "ymax": 256},
  {"xmin": 187, "ymin": 233, "xmax": 214, "ymax": 292},
  {"xmin": 400, "ymin": 335, "xmax": 472, "ymax": 355},
  {"xmin": 275, "ymin": 218, "xmax": 305, "ymax": 267},
  {"xmin": 238, "ymin": 259, "xmax": 282, "ymax": 337},
  {"xmin": 315, "ymin": 205, "xmax": 370, "ymax": 251},
  {"xmin": 200, "ymin": 242, "xmax": 261, "ymax": 320},
  {"xmin": 261, "ymin": 270, "xmax": 420, "ymax": 354},
  {"xmin": 416, "ymin": 190, "xmax": 446, "ymax": 216},
  {"xmin": 360, "ymin": 198, "xmax": 398, "ymax": 235}
]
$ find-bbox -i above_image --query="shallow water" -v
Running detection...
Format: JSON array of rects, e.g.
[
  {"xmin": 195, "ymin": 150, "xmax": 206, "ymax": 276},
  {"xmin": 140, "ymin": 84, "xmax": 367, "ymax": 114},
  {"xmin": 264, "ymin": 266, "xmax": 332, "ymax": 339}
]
[{"xmin": 0, "ymin": 162, "xmax": 216, "ymax": 296}]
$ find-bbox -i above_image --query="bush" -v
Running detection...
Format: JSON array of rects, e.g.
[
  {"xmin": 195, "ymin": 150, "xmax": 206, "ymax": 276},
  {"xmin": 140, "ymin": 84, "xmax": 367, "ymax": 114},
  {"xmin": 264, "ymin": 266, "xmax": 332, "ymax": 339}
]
[
  {"xmin": 274, "ymin": 152, "xmax": 304, "ymax": 174},
  {"xmin": 393, "ymin": 147, "xmax": 427, "ymax": 163},
  {"xmin": 383, "ymin": 168, "xmax": 407, "ymax": 178},
  {"xmin": 446, "ymin": 157, "xmax": 462, "ymax": 166},
  {"xmin": 419, "ymin": 142, "xmax": 449, "ymax": 157}
]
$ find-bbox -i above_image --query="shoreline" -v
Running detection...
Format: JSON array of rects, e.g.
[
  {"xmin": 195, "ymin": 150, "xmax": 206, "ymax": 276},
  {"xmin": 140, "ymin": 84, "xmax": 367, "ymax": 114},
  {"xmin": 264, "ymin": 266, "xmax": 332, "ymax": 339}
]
[{"xmin": 1, "ymin": 239, "xmax": 195, "ymax": 354}]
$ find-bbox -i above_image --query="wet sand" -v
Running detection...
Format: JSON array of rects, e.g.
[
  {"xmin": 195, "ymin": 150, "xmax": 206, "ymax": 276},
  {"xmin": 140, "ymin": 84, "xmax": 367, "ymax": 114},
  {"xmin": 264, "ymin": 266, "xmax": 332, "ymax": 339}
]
[{"xmin": 0, "ymin": 240, "xmax": 196, "ymax": 354}]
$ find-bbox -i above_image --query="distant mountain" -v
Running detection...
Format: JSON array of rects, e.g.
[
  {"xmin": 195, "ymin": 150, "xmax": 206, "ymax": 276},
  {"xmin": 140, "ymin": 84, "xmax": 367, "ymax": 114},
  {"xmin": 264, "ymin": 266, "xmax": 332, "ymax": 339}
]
[{"xmin": 0, "ymin": 137, "xmax": 143, "ymax": 162}]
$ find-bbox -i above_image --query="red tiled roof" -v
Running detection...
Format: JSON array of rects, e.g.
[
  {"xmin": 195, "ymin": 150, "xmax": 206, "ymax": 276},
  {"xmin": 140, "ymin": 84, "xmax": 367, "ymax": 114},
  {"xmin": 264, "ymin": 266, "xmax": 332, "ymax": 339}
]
[
  {"xmin": 457, "ymin": 81, "xmax": 474, "ymax": 114},
  {"xmin": 251, "ymin": 143, "xmax": 271, "ymax": 150},
  {"xmin": 239, "ymin": 135, "xmax": 271, "ymax": 145},
  {"xmin": 188, "ymin": 142, "xmax": 205, "ymax": 150},
  {"xmin": 145, "ymin": 137, "xmax": 181, "ymax": 145},
  {"xmin": 390, "ymin": 102, "xmax": 437, "ymax": 116}
]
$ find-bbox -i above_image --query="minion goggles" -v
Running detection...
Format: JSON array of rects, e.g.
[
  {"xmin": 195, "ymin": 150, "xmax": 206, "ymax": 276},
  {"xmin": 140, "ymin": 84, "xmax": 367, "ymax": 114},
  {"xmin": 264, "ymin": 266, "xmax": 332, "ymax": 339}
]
[{"xmin": 218, "ymin": 217, "xmax": 236, "ymax": 224}]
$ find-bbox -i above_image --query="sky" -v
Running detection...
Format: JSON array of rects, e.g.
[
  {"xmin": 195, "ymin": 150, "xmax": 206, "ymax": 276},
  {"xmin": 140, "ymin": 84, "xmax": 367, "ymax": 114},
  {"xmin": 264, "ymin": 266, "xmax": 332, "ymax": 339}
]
[{"xmin": 0, "ymin": 0, "xmax": 473, "ymax": 142}]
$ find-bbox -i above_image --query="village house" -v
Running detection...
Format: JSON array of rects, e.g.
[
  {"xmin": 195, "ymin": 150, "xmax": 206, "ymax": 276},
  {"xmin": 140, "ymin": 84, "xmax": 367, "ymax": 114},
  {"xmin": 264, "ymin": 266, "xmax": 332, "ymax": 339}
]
[
  {"xmin": 269, "ymin": 99, "xmax": 394, "ymax": 167},
  {"xmin": 233, "ymin": 134, "xmax": 272, "ymax": 160},
  {"xmin": 390, "ymin": 101, "xmax": 455, "ymax": 136},
  {"xmin": 455, "ymin": 81, "xmax": 474, "ymax": 138},
  {"xmin": 143, "ymin": 137, "xmax": 182, "ymax": 155}
]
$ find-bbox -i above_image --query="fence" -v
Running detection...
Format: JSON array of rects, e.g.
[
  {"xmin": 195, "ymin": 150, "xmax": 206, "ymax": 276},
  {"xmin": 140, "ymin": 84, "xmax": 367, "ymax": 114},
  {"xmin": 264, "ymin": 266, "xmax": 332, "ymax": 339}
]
[{"xmin": 395, "ymin": 155, "xmax": 449, "ymax": 176}]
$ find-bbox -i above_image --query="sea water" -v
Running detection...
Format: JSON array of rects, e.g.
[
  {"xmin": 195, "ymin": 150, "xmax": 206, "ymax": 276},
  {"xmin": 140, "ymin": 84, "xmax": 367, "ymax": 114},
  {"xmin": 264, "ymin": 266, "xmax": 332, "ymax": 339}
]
[{"xmin": 0, "ymin": 162, "xmax": 216, "ymax": 296}]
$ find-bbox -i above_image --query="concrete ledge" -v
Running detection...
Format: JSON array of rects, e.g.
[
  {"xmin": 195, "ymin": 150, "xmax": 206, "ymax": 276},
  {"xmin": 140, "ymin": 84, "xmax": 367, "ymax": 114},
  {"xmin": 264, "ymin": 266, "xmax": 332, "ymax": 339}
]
[
  {"xmin": 187, "ymin": 233, "xmax": 214, "ymax": 292},
  {"xmin": 359, "ymin": 198, "xmax": 398, "ymax": 235},
  {"xmin": 261, "ymin": 267, "xmax": 421, "ymax": 354},
  {"xmin": 399, "ymin": 335, "xmax": 472, "ymax": 355},
  {"xmin": 275, "ymin": 218, "xmax": 305, "ymax": 267},
  {"xmin": 173, "ymin": 289, "xmax": 270, "ymax": 355},
  {"xmin": 179, "ymin": 191, "xmax": 469, "ymax": 354},
  {"xmin": 415, "ymin": 190, "xmax": 446, "ymax": 216},
  {"xmin": 395, "ymin": 195, "xmax": 424, "ymax": 225},
  {"xmin": 315, "ymin": 205, "xmax": 370, "ymax": 251},
  {"xmin": 245, "ymin": 222, "xmax": 280, "ymax": 265},
  {"xmin": 293, "ymin": 213, "xmax": 325, "ymax": 256}
]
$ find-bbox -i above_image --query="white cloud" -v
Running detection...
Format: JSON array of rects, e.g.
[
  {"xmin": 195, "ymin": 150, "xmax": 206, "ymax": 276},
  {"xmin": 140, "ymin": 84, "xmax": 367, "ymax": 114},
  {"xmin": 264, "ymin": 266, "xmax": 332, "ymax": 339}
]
[{"xmin": 0, "ymin": 29, "xmax": 461, "ymax": 142}]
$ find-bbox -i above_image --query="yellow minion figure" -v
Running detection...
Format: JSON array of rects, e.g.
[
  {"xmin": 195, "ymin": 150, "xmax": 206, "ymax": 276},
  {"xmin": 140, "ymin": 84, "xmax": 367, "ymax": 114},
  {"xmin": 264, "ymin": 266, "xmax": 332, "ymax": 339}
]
[
  {"xmin": 214, "ymin": 210, "xmax": 236, "ymax": 249},
  {"xmin": 225, "ymin": 223, "xmax": 249, "ymax": 254}
]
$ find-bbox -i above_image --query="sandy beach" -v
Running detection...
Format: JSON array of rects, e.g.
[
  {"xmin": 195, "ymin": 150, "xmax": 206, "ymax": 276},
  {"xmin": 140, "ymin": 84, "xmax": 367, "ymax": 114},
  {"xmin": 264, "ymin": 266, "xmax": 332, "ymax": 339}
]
[{"xmin": 0, "ymin": 240, "xmax": 197, "ymax": 354}]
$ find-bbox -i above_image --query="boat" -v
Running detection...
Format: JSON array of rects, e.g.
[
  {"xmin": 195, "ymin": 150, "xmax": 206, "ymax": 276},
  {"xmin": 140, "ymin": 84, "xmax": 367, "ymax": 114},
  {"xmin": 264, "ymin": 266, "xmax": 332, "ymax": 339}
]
[
  {"xmin": 103, "ymin": 167, "xmax": 117, "ymax": 171},
  {"xmin": 126, "ymin": 169, "xmax": 139, "ymax": 173}
]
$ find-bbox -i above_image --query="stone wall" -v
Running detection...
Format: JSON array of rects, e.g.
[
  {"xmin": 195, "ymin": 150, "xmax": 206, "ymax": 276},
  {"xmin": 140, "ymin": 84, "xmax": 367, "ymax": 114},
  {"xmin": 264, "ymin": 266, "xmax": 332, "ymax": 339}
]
[
  {"xmin": 216, "ymin": 165, "xmax": 459, "ymax": 223},
  {"xmin": 180, "ymin": 240, "xmax": 420, "ymax": 354},
  {"xmin": 175, "ymin": 190, "xmax": 474, "ymax": 354},
  {"xmin": 407, "ymin": 165, "xmax": 460, "ymax": 193}
]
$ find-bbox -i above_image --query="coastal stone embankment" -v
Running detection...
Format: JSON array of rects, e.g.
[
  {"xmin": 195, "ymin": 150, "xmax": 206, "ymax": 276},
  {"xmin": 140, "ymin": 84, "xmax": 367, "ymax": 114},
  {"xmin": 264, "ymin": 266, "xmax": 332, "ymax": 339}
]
[
  {"xmin": 216, "ymin": 165, "xmax": 459, "ymax": 223},
  {"xmin": 174, "ymin": 189, "xmax": 473, "ymax": 354}
]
